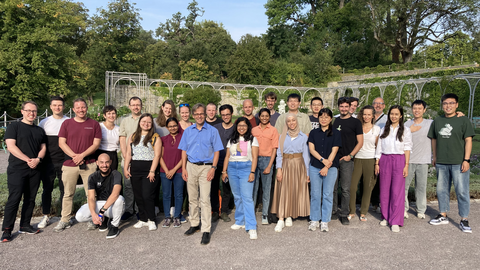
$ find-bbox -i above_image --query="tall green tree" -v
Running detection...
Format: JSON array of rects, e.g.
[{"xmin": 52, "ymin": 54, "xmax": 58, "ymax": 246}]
[
  {"xmin": 0, "ymin": 0, "xmax": 88, "ymax": 114},
  {"xmin": 364, "ymin": 0, "xmax": 480, "ymax": 63},
  {"xmin": 226, "ymin": 34, "xmax": 274, "ymax": 84},
  {"xmin": 82, "ymin": 0, "xmax": 146, "ymax": 104}
]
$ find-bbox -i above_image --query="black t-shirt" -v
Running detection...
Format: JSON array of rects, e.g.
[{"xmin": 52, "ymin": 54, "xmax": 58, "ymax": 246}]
[
  {"xmin": 309, "ymin": 115, "xmax": 319, "ymax": 130},
  {"xmin": 308, "ymin": 128, "xmax": 342, "ymax": 169},
  {"xmin": 88, "ymin": 170, "xmax": 123, "ymax": 201},
  {"xmin": 45, "ymin": 136, "xmax": 64, "ymax": 164},
  {"xmin": 5, "ymin": 121, "xmax": 47, "ymax": 170},
  {"xmin": 332, "ymin": 117, "xmax": 362, "ymax": 158},
  {"xmin": 213, "ymin": 122, "xmax": 235, "ymax": 165},
  {"xmin": 206, "ymin": 117, "xmax": 223, "ymax": 126}
]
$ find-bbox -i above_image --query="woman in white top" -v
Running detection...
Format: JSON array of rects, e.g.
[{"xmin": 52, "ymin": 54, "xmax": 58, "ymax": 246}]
[
  {"xmin": 97, "ymin": 105, "xmax": 120, "ymax": 170},
  {"xmin": 178, "ymin": 103, "xmax": 192, "ymax": 131},
  {"xmin": 348, "ymin": 105, "xmax": 380, "ymax": 221},
  {"xmin": 222, "ymin": 117, "xmax": 259, "ymax": 240},
  {"xmin": 374, "ymin": 105, "xmax": 412, "ymax": 233}
]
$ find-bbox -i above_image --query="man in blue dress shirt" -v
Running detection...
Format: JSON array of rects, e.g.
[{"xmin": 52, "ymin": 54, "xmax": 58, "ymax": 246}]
[{"xmin": 178, "ymin": 103, "xmax": 223, "ymax": 245}]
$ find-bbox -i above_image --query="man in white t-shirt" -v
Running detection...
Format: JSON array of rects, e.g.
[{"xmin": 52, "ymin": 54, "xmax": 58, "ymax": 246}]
[
  {"xmin": 404, "ymin": 100, "xmax": 433, "ymax": 220},
  {"xmin": 37, "ymin": 96, "xmax": 69, "ymax": 229}
]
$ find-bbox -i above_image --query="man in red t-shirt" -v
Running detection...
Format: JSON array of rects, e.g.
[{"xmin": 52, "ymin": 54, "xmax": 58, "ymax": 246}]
[
  {"xmin": 243, "ymin": 99, "xmax": 258, "ymax": 127},
  {"xmin": 54, "ymin": 98, "xmax": 101, "ymax": 232}
]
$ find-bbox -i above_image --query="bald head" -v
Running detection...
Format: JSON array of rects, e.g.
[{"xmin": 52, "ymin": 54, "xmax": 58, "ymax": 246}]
[
  {"xmin": 96, "ymin": 153, "xmax": 112, "ymax": 174},
  {"xmin": 243, "ymin": 99, "xmax": 254, "ymax": 117}
]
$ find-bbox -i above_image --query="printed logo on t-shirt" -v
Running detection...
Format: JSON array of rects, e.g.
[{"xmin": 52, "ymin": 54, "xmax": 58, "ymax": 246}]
[
  {"xmin": 234, "ymin": 141, "xmax": 248, "ymax": 156},
  {"xmin": 97, "ymin": 182, "xmax": 102, "ymax": 187},
  {"xmin": 85, "ymin": 127, "xmax": 93, "ymax": 130},
  {"xmin": 337, "ymin": 125, "xmax": 341, "ymax": 131},
  {"xmin": 439, "ymin": 124, "xmax": 453, "ymax": 138}
]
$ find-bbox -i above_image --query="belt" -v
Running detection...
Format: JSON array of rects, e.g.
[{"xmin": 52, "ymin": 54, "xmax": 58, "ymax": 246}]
[
  {"xmin": 189, "ymin": 161, "xmax": 213, "ymax": 166},
  {"xmin": 283, "ymin": 153, "xmax": 302, "ymax": 159}
]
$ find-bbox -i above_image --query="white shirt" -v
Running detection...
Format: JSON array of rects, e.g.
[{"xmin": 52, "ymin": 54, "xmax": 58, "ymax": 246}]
[
  {"xmin": 227, "ymin": 136, "xmax": 259, "ymax": 162},
  {"xmin": 99, "ymin": 122, "xmax": 120, "ymax": 151},
  {"xmin": 375, "ymin": 125, "xmax": 413, "ymax": 159},
  {"xmin": 356, "ymin": 125, "xmax": 380, "ymax": 159},
  {"xmin": 39, "ymin": 115, "xmax": 69, "ymax": 136}
]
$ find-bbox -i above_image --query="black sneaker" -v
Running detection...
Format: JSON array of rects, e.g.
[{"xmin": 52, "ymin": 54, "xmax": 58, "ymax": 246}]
[
  {"xmin": 106, "ymin": 226, "xmax": 119, "ymax": 239},
  {"xmin": 429, "ymin": 214, "xmax": 449, "ymax": 225},
  {"xmin": 331, "ymin": 212, "xmax": 338, "ymax": 220},
  {"xmin": 99, "ymin": 217, "xmax": 110, "ymax": 232},
  {"xmin": 18, "ymin": 226, "xmax": 40, "ymax": 235},
  {"xmin": 1, "ymin": 229, "xmax": 12, "ymax": 242},
  {"xmin": 340, "ymin": 216, "xmax": 350, "ymax": 225},
  {"xmin": 211, "ymin": 212, "xmax": 219, "ymax": 222},
  {"xmin": 460, "ymin": 219, "xmax": 472, "ymax": 233}
]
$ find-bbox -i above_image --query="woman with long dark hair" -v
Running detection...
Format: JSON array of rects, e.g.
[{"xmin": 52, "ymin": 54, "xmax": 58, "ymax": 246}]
[
  {"xmin": 222, "ymin": 117, "xmax": 259, "ymax": 240},
  {"xmin": 375, "ymin": 105, "xmax": 412, "ymax": 233},
  {"xmin": 271, "ymin": 113, "xmax": 310, "ymax": 232},
  {"xmin": 159, "ymin": 117, "xmax": 185, "ymax": 228},
  {"xmin": 348, "ymin": 105, "xmax": 380, "ymax": 222},
  {"xmin": 307, "ymin": 108, "xmax": 341, "ymax": 232},
  {"xmin": 155, "ymin": 100, "xmax": 178, "ymax": 136},
  {"xmin": 124, "ymin": 113, "xmax": 162, "ymax": 231}
]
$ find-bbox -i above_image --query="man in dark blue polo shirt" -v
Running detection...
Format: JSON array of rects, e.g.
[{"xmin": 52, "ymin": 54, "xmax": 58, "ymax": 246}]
[{"xmin": 178, "ymin": 103, "xmax": 223, "ymax": 245}]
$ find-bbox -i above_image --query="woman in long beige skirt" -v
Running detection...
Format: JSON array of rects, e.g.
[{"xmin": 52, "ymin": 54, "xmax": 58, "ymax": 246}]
[{"xmin": 271, "ymin": 113, "xmax": 310, "ymax": 232}]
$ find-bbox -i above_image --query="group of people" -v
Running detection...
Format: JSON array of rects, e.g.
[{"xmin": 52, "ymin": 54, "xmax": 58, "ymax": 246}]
[{"xmin": 1, "ymin": 90, "xmax": 474, "ymax": 244}]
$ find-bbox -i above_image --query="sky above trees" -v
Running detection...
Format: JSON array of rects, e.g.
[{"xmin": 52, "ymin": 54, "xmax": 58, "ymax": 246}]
[{"xmin": 80, "ymin": 0, "xmax": 269, "ymax": 41}]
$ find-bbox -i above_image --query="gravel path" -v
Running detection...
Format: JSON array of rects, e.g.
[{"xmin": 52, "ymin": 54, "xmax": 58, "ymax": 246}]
[{"xmin": 0, "ymin": 202, "xmax": 479, "ymax": 269}]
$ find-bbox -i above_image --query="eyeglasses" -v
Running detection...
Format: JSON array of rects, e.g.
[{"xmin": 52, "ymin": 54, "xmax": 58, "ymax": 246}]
[
  {"xmin": 193, "ymin": 113, "xmax": 204, "ymax": 117},
  {"xmin": 442, "ymin": 102, "xmax": 457, "ymax": 106},
  {"xmin": 23, "ymin": 110, "xmax": 37, "ymax": 114},
  {"xmin": 373, "ymin": 102, "xmax": 385, "ymax": 105},
  {"xmin": 179, "ymin": 103, "xmax": 190, "ymax": 108}
]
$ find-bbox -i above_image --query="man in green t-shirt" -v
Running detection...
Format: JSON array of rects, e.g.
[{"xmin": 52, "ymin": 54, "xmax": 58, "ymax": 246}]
[{"xmin": 427, "ymin": 93, "xmax": 475, "ymax": 233}]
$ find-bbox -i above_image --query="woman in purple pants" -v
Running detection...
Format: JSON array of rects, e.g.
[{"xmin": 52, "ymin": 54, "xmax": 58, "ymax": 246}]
[{"xmin": 374, "ymin": 105, "xmax": 412, "ymax": 233}]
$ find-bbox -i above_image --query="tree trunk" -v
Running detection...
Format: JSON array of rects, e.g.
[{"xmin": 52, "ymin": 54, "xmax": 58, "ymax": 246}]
[
  {"xmin": 88, "ymin": 96, "xmax": 94, "ymax": 106},
  {"xmin": 391, "ymin": 46, "xmax": 401, "ymax": 63},
  {"xmin": 402, "ymin": 50, "xmax": 413, "ymax": 63},
  {"xmin": 339, "ymin": 0, "xmax": 344, "ymax": 9}
]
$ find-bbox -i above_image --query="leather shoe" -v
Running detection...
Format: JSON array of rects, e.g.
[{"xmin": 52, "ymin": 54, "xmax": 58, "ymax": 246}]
[
  {"xmin": 201, "ymin": 232, "xmax": 210, "ymax": 245},
  {"xmin": 184, "ymin": 226, "xmax": 200, "ymax": 236},
  {"xmin": 340, "ymin": 216, "xmax": 350, "ymax": 225}
]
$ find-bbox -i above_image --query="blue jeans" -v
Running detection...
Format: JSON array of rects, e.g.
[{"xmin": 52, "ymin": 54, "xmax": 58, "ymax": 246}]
[
  {"xmin": 253, "ymin": 156, "xmax": 273, "ymax": 216},
  {"xmin": 436, "ymin": 164, "xmax": 470, "ymax": 218},
  {"xmin": 160, "ymin": 172, "xmax": 184, "ymax": 218},
  {"xmin": 228, "ymin": 161, "xmax": 257, "ymax": 231},
  {"xmin": 309, "ymin": 165, "xmax": 338, "ymax": 223}
]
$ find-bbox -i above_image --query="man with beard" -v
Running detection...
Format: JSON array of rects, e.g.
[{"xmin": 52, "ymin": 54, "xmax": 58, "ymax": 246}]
[{"xmin": 75, "ymin": 153, "xmax": 125, "ymax": 239}]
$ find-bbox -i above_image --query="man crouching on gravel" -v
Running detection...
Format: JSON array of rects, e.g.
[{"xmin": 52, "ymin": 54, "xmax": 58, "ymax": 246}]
[{"xmin": 75, "ymin": 153, "xmax": 125, "ymax": 239}]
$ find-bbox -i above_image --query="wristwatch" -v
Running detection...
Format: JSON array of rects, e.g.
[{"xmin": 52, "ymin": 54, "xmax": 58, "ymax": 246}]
[
  {"xmin": 349, "ymin": 154, "xmax": 354, "ymax": 159},
  {"xmin": 320, "ymin": 157, "xmax": 324, "ymax": 162},
  {"xmin": 37, "ymin": 157, "xmax": 43, "ymax": 163},
  {"xmin": 211, "ymin": 166, "xmax": 217, "ymax": 170},
  {"xmin": 464, "ymin": 159, "xmax": 471, "ymax": 163}
]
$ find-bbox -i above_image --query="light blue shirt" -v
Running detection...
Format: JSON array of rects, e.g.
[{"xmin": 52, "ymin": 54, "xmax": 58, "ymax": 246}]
[
  {"xmin": 178, "ymin": 122, "xmax": 224, "ymax": 163},
  {"xmin": 276, "ymin": 132, "xmax": 310, "ymax": 176}
]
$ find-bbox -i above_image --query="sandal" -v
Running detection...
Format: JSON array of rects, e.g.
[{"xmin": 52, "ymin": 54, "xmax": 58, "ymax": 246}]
[
  {"xmin": 347, "ymin": 214, "xmax": 355, "ymax": 221},
  {"xmin": 360, "ymin": 215, "xmax": 367, "ymax": 222}
]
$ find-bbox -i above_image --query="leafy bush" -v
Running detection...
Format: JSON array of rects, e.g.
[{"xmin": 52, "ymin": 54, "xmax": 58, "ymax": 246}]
[{"xmin": 181, "ymin": 86, "xmax": 222, "ymax": 108}]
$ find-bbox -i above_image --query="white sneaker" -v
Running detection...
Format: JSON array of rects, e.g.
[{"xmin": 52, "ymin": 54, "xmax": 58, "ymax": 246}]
[
  {"xmin": 417, "ymin": 213, "xmax": 425, "ymax": 219},
  {"xmin": 404, "ymin": 210, "xmax": 409, "ymax": 219},
  {"xmin": 285, "ymin": 217, "xmax": 293, "ymax": 227},
  {"xmin": 37, "ymin": 215, "xmax": 50, "ymax": 229},
  {"xmin": 134, "ymin": 221, "xmax": 146, "ymax": 228},
  {"xmin": 249, "ymin": 230, "xmax": 257, "ymax": 240},
  {"xmin": 308, "ymin": 221, "xmax": 319, "ymax": 231},
  {"xmin": 391, "ymin": 225, "xmax": 400, "ymax": 233},
  {"xmin": 148, "ymin": 220, "xmax": 157, "ymax": 231},
  {"xmin": 275, "ymin": 220, "xmax": 285, "ymax": 232},
  {"xmin": 380, "ymin": 219, "xmax": 388, "ymax": 226},
  {"xmin": 320, "ymin": 222, "xmax": 329, "ymax": 232},
  {"xmin": 230, "ymin": 224, "xmax": 245, "ymax": 230}
]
